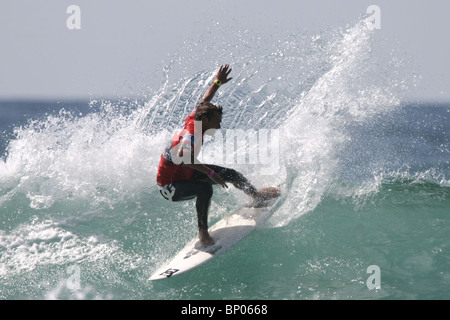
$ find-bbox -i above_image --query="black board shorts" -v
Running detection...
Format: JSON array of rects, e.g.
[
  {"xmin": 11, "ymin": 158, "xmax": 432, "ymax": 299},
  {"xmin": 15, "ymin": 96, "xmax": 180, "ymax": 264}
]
[{"xmin": 158, "ymin": 165, "xmax": 257, "ymax": 229}]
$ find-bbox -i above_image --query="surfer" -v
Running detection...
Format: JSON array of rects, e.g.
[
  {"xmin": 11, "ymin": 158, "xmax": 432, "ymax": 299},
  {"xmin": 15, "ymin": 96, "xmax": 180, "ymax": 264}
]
[{"xmin": 157, "ymin": 65, "xmax": 279, "ymax": 245}]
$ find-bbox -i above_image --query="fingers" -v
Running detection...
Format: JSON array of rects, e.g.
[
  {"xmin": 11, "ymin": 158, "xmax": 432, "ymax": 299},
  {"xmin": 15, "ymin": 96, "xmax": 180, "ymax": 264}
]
[
  {"xmin": 216, "ymin": 177, "xmax": 228, "ymax": 188},
  {"xmin": 211, "ymin": 173, "xmax": 229, "ymax": 188},
  {"xmin": 218, "ymin": 64, "xmax": 230, "ymax": 73},
  {"xmin": 217, "ymin": 64, "xmax": 233, "ymax": 84},
  {"xmin": 223, "ymin": 65, "xmax": 232, "ymax": 78}
]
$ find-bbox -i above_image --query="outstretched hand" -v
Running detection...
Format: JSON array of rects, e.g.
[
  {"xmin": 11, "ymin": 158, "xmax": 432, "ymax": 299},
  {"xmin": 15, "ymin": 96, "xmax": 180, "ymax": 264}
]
[
  {"xmin": 216, "ymin": 64, "xmax": 233, "ymax": 85},
  {"xmin": 200, "ymin": 64, "xmax": 233, "ymax": 103}
]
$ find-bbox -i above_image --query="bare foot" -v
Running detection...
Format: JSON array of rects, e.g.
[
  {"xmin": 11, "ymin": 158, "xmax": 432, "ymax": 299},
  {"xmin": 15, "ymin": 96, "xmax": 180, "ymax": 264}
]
[
  {"xmin": 199, "ymin": 228, "xmax": 215, "ymax": 246},
  {"xmin": 254, "ymin": 187, "xmax": 280, "ymax": 201}
]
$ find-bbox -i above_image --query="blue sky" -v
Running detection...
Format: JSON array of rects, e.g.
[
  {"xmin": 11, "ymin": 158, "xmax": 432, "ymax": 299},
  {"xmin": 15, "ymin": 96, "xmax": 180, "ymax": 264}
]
[{"xmin": 1, "ymin": 0, "xmax": 449, "ymax": 102}]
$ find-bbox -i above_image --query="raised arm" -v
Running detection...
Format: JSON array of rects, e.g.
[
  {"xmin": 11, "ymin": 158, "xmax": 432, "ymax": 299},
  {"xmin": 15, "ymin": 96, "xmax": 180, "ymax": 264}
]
[{"xmin": 200, "ymin": 64, "xmax": 233, "ymax": 103}]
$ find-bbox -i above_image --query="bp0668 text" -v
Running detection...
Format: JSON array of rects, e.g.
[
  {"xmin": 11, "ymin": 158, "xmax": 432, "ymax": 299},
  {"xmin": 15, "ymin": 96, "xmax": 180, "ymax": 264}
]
[{"xmin": 225, "ymin": 304, "xmax": 268, "ymax": 315}]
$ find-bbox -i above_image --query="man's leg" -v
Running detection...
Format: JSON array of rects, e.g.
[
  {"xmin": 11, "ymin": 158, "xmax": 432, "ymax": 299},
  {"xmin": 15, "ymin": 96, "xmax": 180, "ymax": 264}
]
[
  {"xmin": 191, "ymin": 165, "xmax": 258, "ymax": 196},
  {"xmin": 191, "ymin": 164, "xmax": 280, "ymax": 205},
  {"xmin": 161, "ymin": 180, "xmax": 215, "ymax": 245},
  {"xmin": 191, "ymin": 164, "xmax": 280, "ymax": 203}
]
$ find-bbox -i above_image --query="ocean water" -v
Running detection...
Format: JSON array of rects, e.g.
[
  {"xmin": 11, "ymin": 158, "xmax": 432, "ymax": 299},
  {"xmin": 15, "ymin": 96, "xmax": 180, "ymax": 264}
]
[{"xmin": 1, "ymin": 20, "xmax": 449, "ymax": 300}]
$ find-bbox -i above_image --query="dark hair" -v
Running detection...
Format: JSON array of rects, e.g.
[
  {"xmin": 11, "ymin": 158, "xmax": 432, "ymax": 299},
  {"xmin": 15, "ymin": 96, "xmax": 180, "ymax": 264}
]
[{"xmin": 194, "ymin": 102, "xmax": 223, "ymax": 121}]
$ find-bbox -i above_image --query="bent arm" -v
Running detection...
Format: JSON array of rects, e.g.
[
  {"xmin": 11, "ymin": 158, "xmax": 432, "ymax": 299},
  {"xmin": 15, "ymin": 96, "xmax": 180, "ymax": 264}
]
[{"xmin": 178, "ymin": 148, "xmax": 228, "ymax": 188}]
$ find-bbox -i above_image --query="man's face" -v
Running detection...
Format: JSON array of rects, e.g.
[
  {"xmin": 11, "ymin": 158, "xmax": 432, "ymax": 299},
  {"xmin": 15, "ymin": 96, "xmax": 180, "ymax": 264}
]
[
  {"xmin": 208, "ymin": 112, "xmax": 222, "ymax": 130},
  {"xmin": 203, "ymin": 112, "xmax": 222, "ymax": 135}
]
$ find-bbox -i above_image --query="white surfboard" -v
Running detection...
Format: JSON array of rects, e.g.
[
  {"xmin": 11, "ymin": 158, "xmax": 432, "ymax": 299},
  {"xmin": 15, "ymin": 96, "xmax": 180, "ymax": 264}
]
[{"xmin": 149, "ymin": 196, "xmax": 279, "ymax": 280}]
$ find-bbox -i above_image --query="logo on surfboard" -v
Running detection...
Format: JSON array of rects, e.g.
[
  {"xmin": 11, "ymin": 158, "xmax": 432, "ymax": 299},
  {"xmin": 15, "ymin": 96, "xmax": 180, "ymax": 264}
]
[
  {"xmin": 206, "ymin": 245, "xmax": 222, "ymax": 255},
  {"xmin": 160, "ymin": 268, "xmax": 180, "ymax": 278}
]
